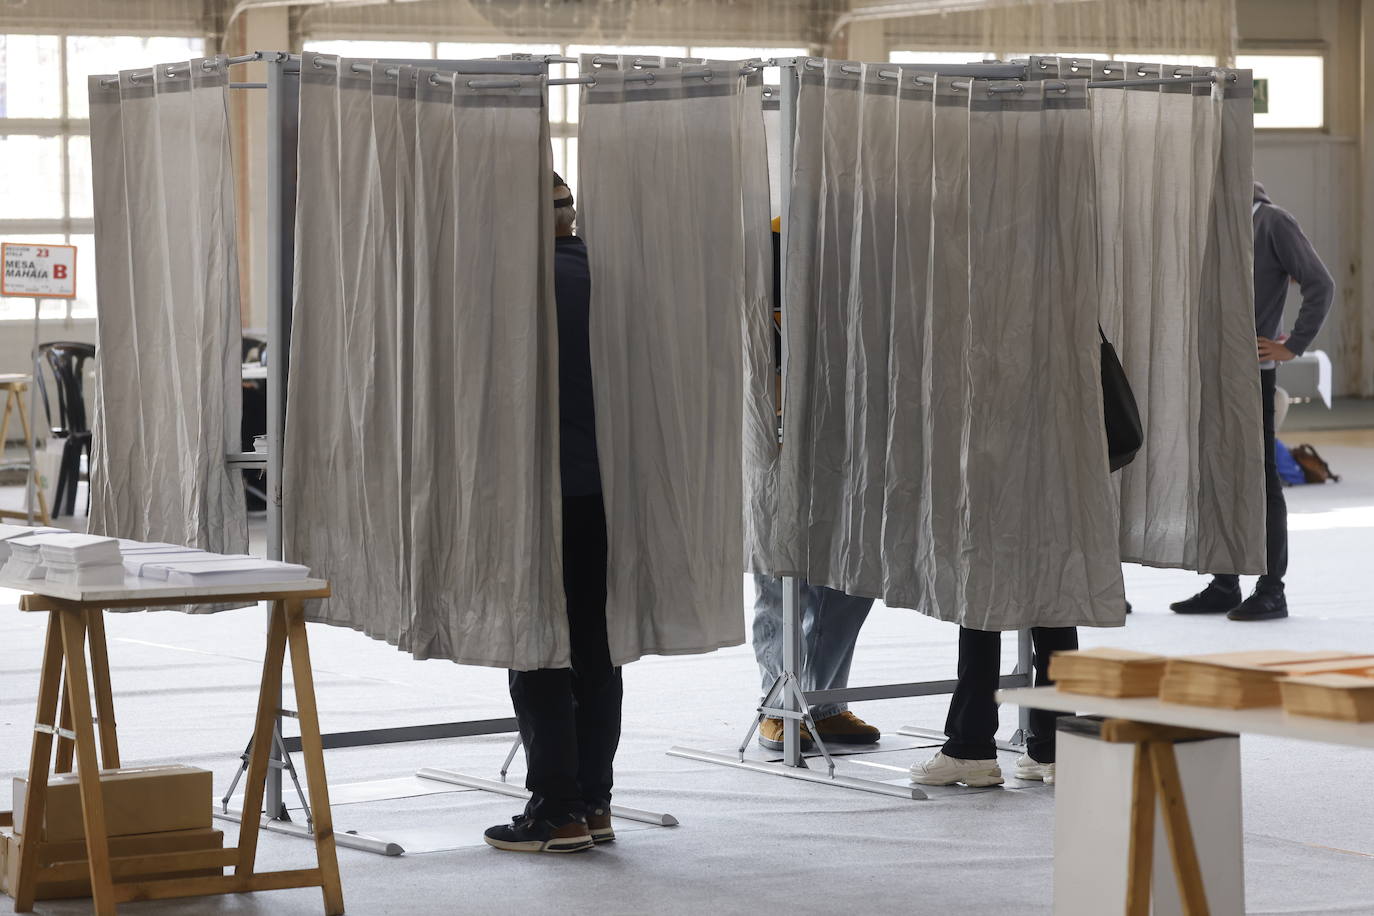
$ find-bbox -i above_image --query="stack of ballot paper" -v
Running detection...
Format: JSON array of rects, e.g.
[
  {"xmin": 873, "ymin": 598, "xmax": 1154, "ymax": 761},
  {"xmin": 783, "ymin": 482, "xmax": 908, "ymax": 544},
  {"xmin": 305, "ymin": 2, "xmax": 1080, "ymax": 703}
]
[
  {"xmin": 1280, "ymin": 673, "xmax": 1374, "ymax": 722},
  {"xmin": 122, "ymin": 550, "xmax": 216, "ymax": 578},
  {"xmin": 154, "ymin": 557, "xmax": 309, "ymax": 586},
  {"xmin": 0, "ymin": 524, "xmax": 66, "ymax": 563},
  {"xmin": 2, "ymin": 535, "xmax": 52, "ymax": 579},
  {"xmin": 39, "ymin": 534, "xmax": 126, "ymax": 586},
  {"xmin": 1048, "ymin": 647, "xmax": 1169, "ymax": 698},
  {"xmin": 1160, "ymin": 651, "xmax": 1374, "ymax": 709},
  {"xmin": 117, "ymin": 539, "xmax": 189, "ymax": 553}
]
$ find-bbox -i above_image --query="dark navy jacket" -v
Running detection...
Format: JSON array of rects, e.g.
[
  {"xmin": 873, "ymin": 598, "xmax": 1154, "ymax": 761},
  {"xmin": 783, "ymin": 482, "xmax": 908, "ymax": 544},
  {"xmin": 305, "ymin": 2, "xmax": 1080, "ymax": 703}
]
[{"xmin": 554, "ymin": 235, "xmax": 601, "ymax": 497}]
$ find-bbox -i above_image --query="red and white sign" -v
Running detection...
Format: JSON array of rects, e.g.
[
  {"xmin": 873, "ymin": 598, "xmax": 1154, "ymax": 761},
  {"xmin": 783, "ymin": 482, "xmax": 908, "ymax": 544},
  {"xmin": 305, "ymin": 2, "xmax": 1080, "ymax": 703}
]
[{"xmin": 1, "ymin": 242, "xmax": 77, "ymax": 298}]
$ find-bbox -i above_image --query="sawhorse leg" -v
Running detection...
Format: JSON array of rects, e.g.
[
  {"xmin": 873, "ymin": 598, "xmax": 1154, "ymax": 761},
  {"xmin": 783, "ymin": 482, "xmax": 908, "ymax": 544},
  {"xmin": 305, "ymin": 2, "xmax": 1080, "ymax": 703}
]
[
  {"xmin": 236, "ymin": 599, "xmax": 344, "ymax": 915},
  {"xmin": 59, "ymin": 610, "xmax": 118, "ymax": 914},
  {"xmin": 12, "ymin": 614, "xmax": 65, "ymax": 913},
  {"xmin": 0, "ymin": 381, "xmax": 52, "ymax": 525},
  {"xmin": 1104, "ymin": 719, "xmax": 1213, "ymax": 916},
  {"xmin": 52, "ymin": 612, "xmax": 119, "ymax": 775},
  {"xmin": 13, "ymin": 608, "xmax": 122, "ymax": 913}
]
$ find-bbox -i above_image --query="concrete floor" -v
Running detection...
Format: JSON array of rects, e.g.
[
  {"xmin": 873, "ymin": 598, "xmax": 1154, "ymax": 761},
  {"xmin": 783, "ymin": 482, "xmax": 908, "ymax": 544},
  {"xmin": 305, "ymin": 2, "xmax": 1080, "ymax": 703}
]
[{"xmin": 2, "ymin": 430, "xmax": 1373, "ymax": 914}]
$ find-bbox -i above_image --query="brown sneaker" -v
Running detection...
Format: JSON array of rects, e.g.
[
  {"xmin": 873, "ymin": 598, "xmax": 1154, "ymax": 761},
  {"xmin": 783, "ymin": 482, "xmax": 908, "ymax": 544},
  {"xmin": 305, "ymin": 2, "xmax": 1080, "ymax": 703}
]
[
  {"xmin": 813, "ymin": 710, "xmax": 881, "ymax": 745},
  {"xmin": 586, "ymin": 807, "xmax": 615, "ymax": 844},
  {"xmin": 483, "ymin": 815, "xmax": 594, "ymax": 853},
  {"xmin": 758, "ymin": 716, "xmax": 815, "ymax": 751}
]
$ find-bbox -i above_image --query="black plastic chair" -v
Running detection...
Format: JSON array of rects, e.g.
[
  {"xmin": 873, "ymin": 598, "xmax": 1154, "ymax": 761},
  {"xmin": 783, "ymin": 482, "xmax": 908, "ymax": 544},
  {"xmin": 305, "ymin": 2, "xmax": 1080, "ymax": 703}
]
[
  {"xmin": 241, "ymin": 336, "xmax": 268, "ymax": 511},
  {"xmin": 36, "ymin": 342, "xmax": 96, "ymax": 517}
]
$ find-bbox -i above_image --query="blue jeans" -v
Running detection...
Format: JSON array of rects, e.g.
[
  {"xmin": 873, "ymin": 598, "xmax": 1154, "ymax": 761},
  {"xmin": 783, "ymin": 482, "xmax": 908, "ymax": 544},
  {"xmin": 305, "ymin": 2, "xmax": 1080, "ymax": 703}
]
[{"xmin": 752, "ymin": 575, "xmax": 873, "ymax": 721}]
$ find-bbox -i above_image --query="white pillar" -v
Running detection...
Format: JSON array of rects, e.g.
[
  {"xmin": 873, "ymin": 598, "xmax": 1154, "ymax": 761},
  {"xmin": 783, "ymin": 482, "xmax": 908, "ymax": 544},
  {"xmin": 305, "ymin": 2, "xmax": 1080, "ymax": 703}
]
[
  {"xmin": 1360, "ymin": 1, "xmax": 1374, "ymax": 395},
  {"xmin": 843, "ymin": 19, "xmax": 888, "ymax": 62},
  {"xmin": 232, "ymin": 8, "xmax": 291, "ymax": 333}
]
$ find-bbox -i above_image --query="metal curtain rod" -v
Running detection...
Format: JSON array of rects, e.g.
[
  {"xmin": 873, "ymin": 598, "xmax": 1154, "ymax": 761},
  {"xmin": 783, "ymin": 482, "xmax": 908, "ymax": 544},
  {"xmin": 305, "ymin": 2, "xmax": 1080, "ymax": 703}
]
[
  {"xmin": 424, "ymin": 72, "xmax": 528, "ymax": 90},
  {"xmin": 911, "ymin": 70, "xmax": 1233, "ymax": 92},
  {"xmin": 551, "ymin": 63, "xmax": 760, "ymax": 87},
  {"xmin": 97, "ymin": 50, "xmax": 289, "ymax": 88}
]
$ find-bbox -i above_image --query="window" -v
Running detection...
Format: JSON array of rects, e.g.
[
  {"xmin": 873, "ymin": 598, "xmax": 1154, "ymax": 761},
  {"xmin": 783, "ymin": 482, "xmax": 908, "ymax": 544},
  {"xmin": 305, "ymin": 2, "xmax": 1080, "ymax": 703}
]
[
  {"xmin": 889, "ymin": 50, "xmax": 993, "ymax": 65},
  {"xmin": 0, "ymin": 32, "xmax": 204, "ymax": 320},
  {"xmin": 303, "ymin": 39, "xmax": 806, "ymax": 196},
  {"xmin": 1236, "ymin": 54, "xmax": 1323, "ymax": 129}
]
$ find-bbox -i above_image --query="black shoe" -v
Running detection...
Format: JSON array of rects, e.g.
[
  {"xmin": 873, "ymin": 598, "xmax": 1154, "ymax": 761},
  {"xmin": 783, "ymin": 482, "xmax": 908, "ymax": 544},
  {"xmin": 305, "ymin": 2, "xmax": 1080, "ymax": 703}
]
[
  {"xmin": 483, "ymin": 814, "xmax": 594, "ymax": 853},
  {"xmin": 1170, "ymin": 583, "xmax": 1243, "ymax": 615},
  {"xmin": 1125, "ymin": 600, "xmax": 1132, "ymax": 614},
  {"xmin": 1227, "ymin": 588, "xmax": 1288, "ymax": 621}
]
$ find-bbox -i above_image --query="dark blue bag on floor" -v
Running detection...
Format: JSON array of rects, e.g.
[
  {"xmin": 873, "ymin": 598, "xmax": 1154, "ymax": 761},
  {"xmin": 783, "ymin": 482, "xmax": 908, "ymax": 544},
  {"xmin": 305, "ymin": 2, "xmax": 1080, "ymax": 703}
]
[{"xmin": 1275, "ymin": 439, "xmax": 1306, "ymax": 486}]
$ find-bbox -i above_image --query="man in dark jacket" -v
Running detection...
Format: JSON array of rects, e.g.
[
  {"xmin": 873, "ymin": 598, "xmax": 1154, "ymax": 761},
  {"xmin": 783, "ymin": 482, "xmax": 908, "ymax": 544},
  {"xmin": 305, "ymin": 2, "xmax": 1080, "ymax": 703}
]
[
  {"xmin": 1172, "ymin": 181, "xmax": 1335, "ymax": 621},
  {"xmin": 484, "ymin": 174, "xmax": 619, "ymax": 853}
]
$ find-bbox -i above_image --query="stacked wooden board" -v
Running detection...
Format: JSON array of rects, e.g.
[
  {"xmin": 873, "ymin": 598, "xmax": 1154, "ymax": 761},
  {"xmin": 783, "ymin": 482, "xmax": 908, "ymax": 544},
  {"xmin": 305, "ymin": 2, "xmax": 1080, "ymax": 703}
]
[
  {"xmin": 1280, "ymin": 674, "xmax": 1374, "ymax": 723},
  {"xmin": 1048, "ymin": 647, "xmax": 1374, "ymax": 722},
  {"xmin": 1048, "ymin": 647, "xmax": 1169, "ymax": 698}
]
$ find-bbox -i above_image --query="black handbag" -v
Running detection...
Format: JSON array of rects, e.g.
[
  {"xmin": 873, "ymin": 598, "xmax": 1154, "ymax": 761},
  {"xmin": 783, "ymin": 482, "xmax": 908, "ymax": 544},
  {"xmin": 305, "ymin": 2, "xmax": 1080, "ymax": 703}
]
[{"xmin": 1100, "ymin": 327, "xmax": 1143, "ymax": 472}]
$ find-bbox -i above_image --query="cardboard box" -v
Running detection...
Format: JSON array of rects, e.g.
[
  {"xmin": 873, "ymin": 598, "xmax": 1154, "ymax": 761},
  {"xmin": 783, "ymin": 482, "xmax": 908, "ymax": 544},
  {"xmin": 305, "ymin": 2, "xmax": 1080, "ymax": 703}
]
[
  {"xmin": 1, "ymin": 827, "xmax": 224, "ymax": 901},
  {"xmin": 12, "ymin": 766, "xmax": 212, "ymax": 843}
]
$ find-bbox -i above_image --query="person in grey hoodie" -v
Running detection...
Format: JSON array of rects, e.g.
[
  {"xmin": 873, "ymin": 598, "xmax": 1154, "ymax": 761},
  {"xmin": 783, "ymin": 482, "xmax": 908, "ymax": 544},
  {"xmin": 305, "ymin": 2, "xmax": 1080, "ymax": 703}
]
[{"xmin": 1172, "ymin": 181, "xmax": 1335, "ymax": 621}]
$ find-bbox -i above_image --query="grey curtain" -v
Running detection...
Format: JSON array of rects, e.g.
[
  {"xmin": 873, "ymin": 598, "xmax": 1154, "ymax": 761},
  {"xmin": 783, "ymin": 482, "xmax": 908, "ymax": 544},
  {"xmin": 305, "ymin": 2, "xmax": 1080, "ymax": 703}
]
[
  {"xmin": 761, "ymin": 63, "xmax": 1125, "ymax": 630},
  {"xmin": 1093, "ymin": 64, "xmax": 1265, "ymax": 574},
  {"xmin": 285, "ymin": 55, "xmax": 566, "ymax": 670},
  {"xmin": 87, "ymin": 57, "xmax": 246, "ymax": 569},
  {"xmin": 579, "ymin": 60, "xmax": 767, "ymax": 664}
]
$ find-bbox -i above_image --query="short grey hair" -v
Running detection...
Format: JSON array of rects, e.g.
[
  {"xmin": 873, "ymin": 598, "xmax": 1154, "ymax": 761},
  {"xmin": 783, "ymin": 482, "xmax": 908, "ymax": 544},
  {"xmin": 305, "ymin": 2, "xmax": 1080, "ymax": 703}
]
[{"xmin": 553, "ymin": 190, "xmax": 576, "ymax": 231}]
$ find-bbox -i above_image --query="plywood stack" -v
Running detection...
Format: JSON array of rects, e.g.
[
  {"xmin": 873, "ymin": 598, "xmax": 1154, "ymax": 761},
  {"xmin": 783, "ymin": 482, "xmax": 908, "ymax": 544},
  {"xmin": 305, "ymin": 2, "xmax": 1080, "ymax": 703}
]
[
  {"xmin": 1048, "ymin": 647, "xmax": 1169, "ymax": 698},
  {"xmin": 1160, "ymin": 651, "xmax": 1374, "ymax": 709},
  {"xmin": 1281, "ymin": 673, "xmax": 1374, "ymax": 722}
]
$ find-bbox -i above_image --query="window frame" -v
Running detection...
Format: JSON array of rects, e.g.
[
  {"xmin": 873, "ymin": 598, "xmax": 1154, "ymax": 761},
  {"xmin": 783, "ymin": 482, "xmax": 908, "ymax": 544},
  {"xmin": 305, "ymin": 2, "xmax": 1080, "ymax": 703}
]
[
  {"xmin": 0, "ymin": 28, "xmax": 206, "ymax": 320},
  {"xmin": 1235, "ymin": 49, "xmax": 1327, "ymax": 133}
]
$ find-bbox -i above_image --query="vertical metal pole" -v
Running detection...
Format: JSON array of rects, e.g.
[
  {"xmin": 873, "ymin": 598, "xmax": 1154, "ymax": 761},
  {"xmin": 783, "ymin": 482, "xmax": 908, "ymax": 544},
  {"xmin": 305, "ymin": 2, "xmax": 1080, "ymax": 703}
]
[
  {"xmin": 1016, "ymin": 629, "xmax": 1033, "ymax": 737},
  {"xmin": 263, "ymin": 53, "xmax": 299, "ymax": 821},
  {"xmin": 781, "ymin": 577, "xmax": 805, "ymax": 767},
  {"xmin": 26, "ymin": 298, "xmax": 41, "ymax": 524},
  {"xmin": 777, "ymin": 63, "xmax": 806, "ymax": 770}
]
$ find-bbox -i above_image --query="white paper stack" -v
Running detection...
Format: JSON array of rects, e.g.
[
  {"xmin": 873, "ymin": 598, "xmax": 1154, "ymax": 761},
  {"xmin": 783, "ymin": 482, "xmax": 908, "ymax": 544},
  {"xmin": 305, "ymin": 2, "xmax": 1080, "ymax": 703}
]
[
  {"xmin": 117, "ymin": 539, "xmax": 187, "ymax": 553},
  {"xmin": 122, "ymin": 550, "xmax": 218, "ymax": 578},
  {"xmin": 0, "ymin": 524, "xmax": 66, "ymax": 563},
  {"xmin": 1, "ymin": 535, "xmax": 52, "ymax": 579},
  {"xmin": 160, "ymin": 557, "xmax": 310, "ymax": 586},
  {"xmin": 38, "ymin": 533, "xmax": 126, "ymax": 586},
  {"xmin": 137, "ymin": 555, "xmax": 256, "ymax": 581}
]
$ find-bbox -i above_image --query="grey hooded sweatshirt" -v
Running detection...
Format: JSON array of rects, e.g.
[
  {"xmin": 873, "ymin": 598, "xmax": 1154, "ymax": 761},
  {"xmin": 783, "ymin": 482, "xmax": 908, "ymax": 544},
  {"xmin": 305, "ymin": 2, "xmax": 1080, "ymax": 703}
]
[{"xmin": 1253, "ymin": 181, "xmax": 1334, "ymax": 367}]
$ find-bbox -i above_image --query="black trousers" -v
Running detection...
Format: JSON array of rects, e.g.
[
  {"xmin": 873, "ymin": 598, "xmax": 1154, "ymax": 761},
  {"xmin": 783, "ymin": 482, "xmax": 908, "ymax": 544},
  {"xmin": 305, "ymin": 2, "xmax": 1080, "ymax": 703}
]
[
  {"xmin": 943, "ymin": 626, "xmax": 1078, "ymax": 764},
  {"xmin": 1213, "ymin": 368, "xmax": 1287, "ymax": 590},
  {"xmin": 507, "ymin": 493, "xmax": 622, "ymax": 824}
]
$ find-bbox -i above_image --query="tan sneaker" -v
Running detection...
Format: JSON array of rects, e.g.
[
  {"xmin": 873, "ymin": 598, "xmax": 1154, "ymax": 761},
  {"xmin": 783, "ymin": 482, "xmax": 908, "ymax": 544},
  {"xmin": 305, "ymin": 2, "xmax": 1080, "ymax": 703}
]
[
  {"xmin": 758, "ymin": 716, "xmax": 814, "ymax": 751},
  {"xmin": 586, "ymin": 807, "xmax": 615, "ymax": 844},
  {"xmin": 813, "ymin": 710, "xmax": 882, "ymax": 745}
]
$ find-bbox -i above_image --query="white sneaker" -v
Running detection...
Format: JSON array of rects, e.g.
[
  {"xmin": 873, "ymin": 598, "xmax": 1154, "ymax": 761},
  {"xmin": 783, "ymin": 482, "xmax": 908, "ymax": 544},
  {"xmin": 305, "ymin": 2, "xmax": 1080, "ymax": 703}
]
[
  {"xmin": 1014, "ymin": 753, "xmax": 1056, "ymax": 785},
  {"xmin": 909, "ymin": 751, "xmax": 1004, "ymax": 787}
]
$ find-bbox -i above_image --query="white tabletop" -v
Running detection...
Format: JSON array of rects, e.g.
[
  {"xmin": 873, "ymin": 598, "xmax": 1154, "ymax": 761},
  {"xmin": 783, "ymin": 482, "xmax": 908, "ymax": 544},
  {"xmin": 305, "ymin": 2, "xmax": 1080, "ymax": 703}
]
[
  {"xmin": 998, "ymin": 686, "xmax": 1374, "ymax": 750},
  {"xmin": 242, "ymin": 364, "xmax": 268, "ymax": 380},
  {"xmin": 0, "ymin": 574, "xmax": 329, "ymax": 604}
]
